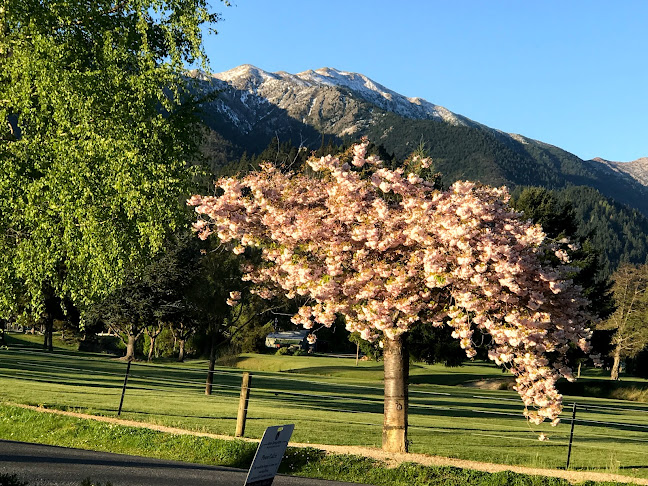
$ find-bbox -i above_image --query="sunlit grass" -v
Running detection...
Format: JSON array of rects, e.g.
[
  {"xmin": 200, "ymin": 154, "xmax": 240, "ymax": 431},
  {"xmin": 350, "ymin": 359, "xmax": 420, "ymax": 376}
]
[
  {"xmin": 0, "ymin": 343, "xmax": 646, "ymax": 480},
  {"xmin": 4, "ymin": 403, "xmax": 635, "ymax": 486}
]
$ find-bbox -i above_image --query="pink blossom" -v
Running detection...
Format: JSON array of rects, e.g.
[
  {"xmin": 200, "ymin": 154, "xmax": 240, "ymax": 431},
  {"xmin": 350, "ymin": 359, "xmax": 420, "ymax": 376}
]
[
  {"xmin": 188, "ymin": 140, "xmax": 597, "ymax": 425},
  {"xmin": 226, "ymin": 291, "xmax": 241, "ymax": 307}
]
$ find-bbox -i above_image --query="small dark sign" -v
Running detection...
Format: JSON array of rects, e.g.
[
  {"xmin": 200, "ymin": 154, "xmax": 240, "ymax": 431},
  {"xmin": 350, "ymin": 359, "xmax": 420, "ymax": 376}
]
[{"xmin": 244, "ymin": 424, "xmax": 295, "ymax": 486}]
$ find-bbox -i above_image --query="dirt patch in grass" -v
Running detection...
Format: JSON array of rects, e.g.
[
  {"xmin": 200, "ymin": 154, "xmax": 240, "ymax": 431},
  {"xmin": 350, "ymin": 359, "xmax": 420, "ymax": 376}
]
[
  {"xmin": 461, "ymin": 378, "xmax": 516, "ymax": 391},
  {"xmin": 13, "ymin": 403, "xmax": 646, "ymax": 485}
]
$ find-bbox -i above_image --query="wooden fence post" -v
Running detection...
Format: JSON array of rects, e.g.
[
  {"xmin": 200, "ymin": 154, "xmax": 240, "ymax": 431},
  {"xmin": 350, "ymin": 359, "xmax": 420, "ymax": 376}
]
[
  {"xmin": 565, "ymin": 402, "xmax": 577, "ymax": 469},
  {"xmin": 235, "ymin": 372, "xmax": 252, "ymax": 437},
  {"xmin": 117, "ymin": 359, "xmax": 132, "ymax": 417}
]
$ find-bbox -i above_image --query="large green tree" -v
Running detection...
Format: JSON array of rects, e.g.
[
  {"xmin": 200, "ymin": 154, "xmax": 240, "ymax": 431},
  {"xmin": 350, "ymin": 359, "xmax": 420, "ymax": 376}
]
[
  {"xmin": 600, "ymin": 263, "xmax": 648, "ymax": 380},
  {"xmin": 0, "ymin": 0, "xmax": 222, "ymax": 340},
  {"xmin": 511, "ymin": 187, "xmax": 614, "ymax": 320}
]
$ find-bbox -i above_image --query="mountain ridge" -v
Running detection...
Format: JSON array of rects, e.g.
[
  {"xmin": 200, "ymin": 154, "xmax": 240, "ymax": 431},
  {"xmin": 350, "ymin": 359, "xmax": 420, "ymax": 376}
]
[
  {"xmin": 196, "ymin": 64, "xmax": 648, "ymax": 215},
  {"xmin": 209, "ymin": 64, "xmax": 476, "ymax": 128},
  {"xmin": 194, "ymin": 64, "xmax": 648, "ymax": 274},
  {"xmin": 588, "ymin": 156, "xmax": 648, "ymax": 186},
  {"xmin": 207, "ymin": 64, "xmax": 648, "ymax": 182}
]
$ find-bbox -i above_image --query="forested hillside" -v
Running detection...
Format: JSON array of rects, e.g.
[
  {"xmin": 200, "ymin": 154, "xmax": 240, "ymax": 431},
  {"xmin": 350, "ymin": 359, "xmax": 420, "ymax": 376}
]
[{"xmin": 362, "ymin": 114, "xmax": 648, "ymax": 217}]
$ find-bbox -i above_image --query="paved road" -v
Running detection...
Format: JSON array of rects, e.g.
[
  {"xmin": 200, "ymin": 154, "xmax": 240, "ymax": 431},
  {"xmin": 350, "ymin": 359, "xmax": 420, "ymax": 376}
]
[{"xmin": 0, "ymin": 440, "xmax": 370, "ymax": 486}]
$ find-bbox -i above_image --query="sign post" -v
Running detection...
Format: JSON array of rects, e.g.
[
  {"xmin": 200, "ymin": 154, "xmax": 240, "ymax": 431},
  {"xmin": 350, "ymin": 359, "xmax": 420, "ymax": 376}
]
[{"xmin": 244, "ymin": 424, "xmax": 294, "ymax": 486}]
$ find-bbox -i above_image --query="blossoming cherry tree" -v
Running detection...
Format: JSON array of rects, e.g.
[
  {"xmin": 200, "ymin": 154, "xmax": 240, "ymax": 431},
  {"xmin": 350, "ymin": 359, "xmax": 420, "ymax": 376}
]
[{"xmin": 188, "ymin": 141, "xmax": 596, "ymax": 453}]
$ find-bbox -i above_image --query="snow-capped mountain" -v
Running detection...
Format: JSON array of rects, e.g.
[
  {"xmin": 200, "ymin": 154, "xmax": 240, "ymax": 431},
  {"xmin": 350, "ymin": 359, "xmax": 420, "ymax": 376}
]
[
  {"xmin": 210, "ymin": 64, "xmax": 471, "ymax": 127},
  {"xmin": 203, "ymin": 65, "xmax": 611, "ymax": 169},
  {"xmin": 195, "ymin": 64, "xmax": 648, "ymax": 220},
  {"xmin": 199, "ymin": 64, "xmax": 488, "ymax": 140}
]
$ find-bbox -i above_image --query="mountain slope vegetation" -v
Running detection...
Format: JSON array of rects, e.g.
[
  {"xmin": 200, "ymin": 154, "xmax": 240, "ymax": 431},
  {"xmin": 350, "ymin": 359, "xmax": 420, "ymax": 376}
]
[{"xmin": 194, "ymin": 65, "xmax": 648, "ymax": 274}]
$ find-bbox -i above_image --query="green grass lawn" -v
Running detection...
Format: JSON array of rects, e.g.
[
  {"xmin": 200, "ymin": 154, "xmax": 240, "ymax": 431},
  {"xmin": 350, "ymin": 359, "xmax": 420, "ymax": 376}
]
[
  {"xmin": 3, "ymin": 331, "xmax": 79, "ymax": 352},
  {"xmin": 226, "ymin": 352, "xmax": 648, "ymax": 393},
  {"xmin": 223, "ymin": 352, "xmax": 511, "ymax": 385},
  {"xmin": 1, "ymin": 404, "xmax": 633, "ymax": 486},
  {"xmin": 0, "ymin": 341, "xmax": 647, "ymax": 481}
]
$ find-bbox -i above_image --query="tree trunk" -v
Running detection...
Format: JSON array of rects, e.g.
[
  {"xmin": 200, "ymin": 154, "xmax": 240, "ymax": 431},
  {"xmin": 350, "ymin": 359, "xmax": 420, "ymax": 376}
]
[
  {"xmin": 205, "ymin": 332, "xmax": 217, "ymax": 395},
  {"xmin": 611, "ymin": 347, "xmax": 622, "ymax": 380},
  {"xmin": 43, "ymin": 317, "xmax": 53, "ymax": 352},
  {"xmin": 125, "ymin": 334, "xmax": 137, "ymax": 361},
  {"xmin": 148, "ymin": 334, "xmax": 157, "ymax": 362},
  {"xmin": 178, "ymin": 338, "xmax": 186, "ymax": 362},
  {"xmin": 577, "ymin": 361, "xmax": 582, "ymax": 378},
  {"xmin": 382, "ymin": 334, "xmax": 409, "ymax": 453}
]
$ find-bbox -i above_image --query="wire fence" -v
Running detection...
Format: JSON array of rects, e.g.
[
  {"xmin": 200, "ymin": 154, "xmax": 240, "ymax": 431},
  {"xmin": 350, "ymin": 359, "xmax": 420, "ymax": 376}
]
[{"xmin": 0, "ymin": 345, "xmax": 646, "ymax": 473}]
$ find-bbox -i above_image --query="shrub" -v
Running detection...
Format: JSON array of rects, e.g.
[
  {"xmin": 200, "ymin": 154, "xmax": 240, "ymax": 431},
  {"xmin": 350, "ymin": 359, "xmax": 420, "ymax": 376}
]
[{"xmin": 0, "ymin": 473, "xmax": 28, "ymax": 486}]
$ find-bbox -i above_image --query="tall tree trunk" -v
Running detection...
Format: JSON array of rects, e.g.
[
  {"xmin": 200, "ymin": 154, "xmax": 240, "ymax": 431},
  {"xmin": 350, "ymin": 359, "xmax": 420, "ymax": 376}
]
[
  {"xmin": 382, "ymin": 334, "xmax": 409, "ymax": 452},
  {"xmin": 43, "ymin": 317, "xmax": 53, "ymax": 352},
  {"xmin": 178, "ymin": 338, "xmax": 186, "ymax": 362},
  {"xmin": 125, "ymin": 334, "xmax": 137, "ymax": 361},
  {"xmin": 42, "ymin": 324, "xmax": 48, "ymax": 350},
  {"xmin": 611, "ymin": 347, "xmax": 622, "ymax": 380},
  {"xmin": 205, "ymin": 332, "xmax": 217, "ymax": 395}
]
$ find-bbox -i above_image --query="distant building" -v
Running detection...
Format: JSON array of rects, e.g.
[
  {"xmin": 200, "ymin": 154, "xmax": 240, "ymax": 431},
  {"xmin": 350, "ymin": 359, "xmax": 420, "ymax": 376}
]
[{"xmin": 265, "ymin": 330, "xmax": 310, "ymax": 350}]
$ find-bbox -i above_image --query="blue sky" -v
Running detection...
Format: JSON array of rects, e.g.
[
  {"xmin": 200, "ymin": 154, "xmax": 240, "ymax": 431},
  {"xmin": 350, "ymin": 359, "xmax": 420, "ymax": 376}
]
[{"xmin": 203, "ymin": 1, "xmax": 647, "ymax": 162}]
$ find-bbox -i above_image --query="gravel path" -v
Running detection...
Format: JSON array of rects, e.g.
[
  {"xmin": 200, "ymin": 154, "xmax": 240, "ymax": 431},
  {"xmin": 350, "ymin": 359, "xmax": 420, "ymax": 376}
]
[{"xmin": 13, "ymin": 404, "xmax": 648, "ymax": 485}]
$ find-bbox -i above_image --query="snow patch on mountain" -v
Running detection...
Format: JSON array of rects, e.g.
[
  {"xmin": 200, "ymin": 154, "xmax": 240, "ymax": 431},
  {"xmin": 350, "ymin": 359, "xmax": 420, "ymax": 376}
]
[
  {"xmin": 296, "ymin": 67, "xmax": 468, "ymax": 125},
  {"xmin": 509, "ymin": 133, "xmax": 530, "ymax": 145},
  {"xmin": 589, "ymin": 157, "xmax": 648, "ymax": 187}
]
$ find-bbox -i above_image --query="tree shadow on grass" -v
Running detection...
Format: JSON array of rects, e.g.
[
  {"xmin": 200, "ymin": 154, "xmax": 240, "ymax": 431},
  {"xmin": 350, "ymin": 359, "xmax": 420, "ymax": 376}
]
[
  {"xmin": 280, "ymin": 365, "xmax": 384, "ymax": 377},
  {"xmin": 119, "ymin": 409, "xmax": 237, "ymax": 421}
]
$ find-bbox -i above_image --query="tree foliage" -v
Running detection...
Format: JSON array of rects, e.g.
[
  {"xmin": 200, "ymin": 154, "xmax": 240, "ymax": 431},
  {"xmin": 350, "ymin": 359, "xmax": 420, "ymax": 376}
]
[
  {"xmin": 87, "ymin": 232, "xmax": 202, "ymax": 359},
  {"xmin": 558, "ymin": 186, "xmax": 648, "ymax": 277},
  {"xmin": 599, "ymin": 263, "xmax": 648, "ymax": 380},
  {"xmin": 0, "ymin": 0, "xmax": 221, "ymax": 321}
]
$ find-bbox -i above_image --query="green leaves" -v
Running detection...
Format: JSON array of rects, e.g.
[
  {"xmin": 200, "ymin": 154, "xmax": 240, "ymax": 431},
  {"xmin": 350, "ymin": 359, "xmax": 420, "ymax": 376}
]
[
  {"xmin": 601, "ymin": 264, "xmax": 648, "ymax": 359},
  {"xmin": 0, "ymin": 0, "xmax": 224, "ymax": 318}
]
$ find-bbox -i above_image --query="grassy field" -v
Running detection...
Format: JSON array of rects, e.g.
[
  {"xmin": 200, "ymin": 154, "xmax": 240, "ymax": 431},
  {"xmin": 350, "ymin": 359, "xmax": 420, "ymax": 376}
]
[
  {"xmin": 3, "ymin": 331, "xmax": 78, "ymax": 351},
  {"xmin": 1, "ymin": 404, "xmax": 633, "ymax": 486},
  {"xmin": 1, "ymin": 334, "xmax": 647, "ymax": 481}
]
